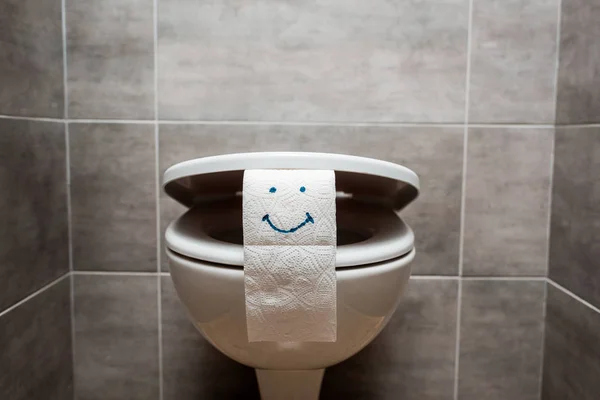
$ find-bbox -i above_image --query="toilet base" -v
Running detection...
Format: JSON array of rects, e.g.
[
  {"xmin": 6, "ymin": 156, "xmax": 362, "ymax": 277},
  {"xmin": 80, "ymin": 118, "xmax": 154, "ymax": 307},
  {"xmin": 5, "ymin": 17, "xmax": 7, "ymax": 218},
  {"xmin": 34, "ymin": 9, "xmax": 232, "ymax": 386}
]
[{"xmin": 255, "ymin": 369, "xmax": 325, "ymax": 400}]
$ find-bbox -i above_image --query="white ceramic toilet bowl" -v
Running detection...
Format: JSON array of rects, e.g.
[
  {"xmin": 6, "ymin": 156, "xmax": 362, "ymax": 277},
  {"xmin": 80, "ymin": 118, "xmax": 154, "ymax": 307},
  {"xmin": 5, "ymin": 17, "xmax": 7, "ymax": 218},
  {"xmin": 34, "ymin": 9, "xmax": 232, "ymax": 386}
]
[
  {"xmin": 162, "ymin": 152, "xmax": 420, "ymax": 400},
  {"xmin": 167, "ymin": 249, "xmax": 413, "ymax": 400},
  {"xmin": 166, "ymin": 199, "xmax": 415, "ymax": 399},
  {"xmin": 168, "ymin": 247, "xmax": 414, "ymax": 370}
]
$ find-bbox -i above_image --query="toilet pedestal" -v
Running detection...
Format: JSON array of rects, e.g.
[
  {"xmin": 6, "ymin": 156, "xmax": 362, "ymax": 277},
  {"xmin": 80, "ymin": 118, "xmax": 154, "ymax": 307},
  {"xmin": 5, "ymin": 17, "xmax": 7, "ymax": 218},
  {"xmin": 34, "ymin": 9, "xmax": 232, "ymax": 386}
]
[{"xmin": 255, "ymin": 369, "xmax": 325, "ymax": 400}]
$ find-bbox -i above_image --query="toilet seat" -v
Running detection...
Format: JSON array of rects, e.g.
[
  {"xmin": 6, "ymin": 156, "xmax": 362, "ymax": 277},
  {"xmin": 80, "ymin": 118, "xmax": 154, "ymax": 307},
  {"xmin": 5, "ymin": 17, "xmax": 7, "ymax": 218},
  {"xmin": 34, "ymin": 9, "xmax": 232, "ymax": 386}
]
[
  {"xmin": 165, "ymin": 198, "xmax": 414, "ymax": 268},
  {"xmin": 163, "ymin": 152, "xmax": 420, "ymax": 269}
]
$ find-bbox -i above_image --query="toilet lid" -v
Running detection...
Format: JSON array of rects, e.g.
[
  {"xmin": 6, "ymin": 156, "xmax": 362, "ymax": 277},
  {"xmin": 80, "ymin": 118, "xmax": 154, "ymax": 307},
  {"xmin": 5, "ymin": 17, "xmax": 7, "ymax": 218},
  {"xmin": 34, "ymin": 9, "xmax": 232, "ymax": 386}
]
[
  {"xmin": 163, "ymin": 152, "xmax": 420, "ymax": 267},
  {"xmin": 163, "ymin": 152, "xmax": 419, "ymax": 212}
]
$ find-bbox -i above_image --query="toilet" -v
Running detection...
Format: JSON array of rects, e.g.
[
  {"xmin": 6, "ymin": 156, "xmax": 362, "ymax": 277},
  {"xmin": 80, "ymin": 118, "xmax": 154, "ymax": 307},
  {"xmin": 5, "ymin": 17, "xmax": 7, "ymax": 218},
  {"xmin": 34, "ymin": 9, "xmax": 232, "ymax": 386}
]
[{"xmin": 163, "ymin": 152, "xmax": 419, "ymax": 400}]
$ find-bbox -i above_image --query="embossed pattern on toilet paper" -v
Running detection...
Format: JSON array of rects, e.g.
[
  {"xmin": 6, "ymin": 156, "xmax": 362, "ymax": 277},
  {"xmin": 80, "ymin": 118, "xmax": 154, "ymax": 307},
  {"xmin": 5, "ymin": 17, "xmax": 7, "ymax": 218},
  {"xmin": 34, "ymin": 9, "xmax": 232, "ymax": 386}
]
[{"xmin": 243, "ymin": 169, "xmax": 337, "ymax": 342}]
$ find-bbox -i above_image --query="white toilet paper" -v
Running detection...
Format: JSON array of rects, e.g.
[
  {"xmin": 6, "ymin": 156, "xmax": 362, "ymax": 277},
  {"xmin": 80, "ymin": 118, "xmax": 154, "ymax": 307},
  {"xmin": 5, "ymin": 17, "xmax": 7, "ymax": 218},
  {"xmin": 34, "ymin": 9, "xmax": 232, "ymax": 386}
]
[{"xmin": 243, "ymin": 169, "xmax": 337, "ymax": 342}]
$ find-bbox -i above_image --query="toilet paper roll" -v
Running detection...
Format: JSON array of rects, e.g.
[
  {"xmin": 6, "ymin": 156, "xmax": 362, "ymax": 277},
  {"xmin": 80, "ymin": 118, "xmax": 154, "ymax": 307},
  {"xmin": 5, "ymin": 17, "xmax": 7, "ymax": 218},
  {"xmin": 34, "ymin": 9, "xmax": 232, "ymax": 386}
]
[{"xmin": 243, "ymin": 169, "xmax": 337, "ymax": 342}]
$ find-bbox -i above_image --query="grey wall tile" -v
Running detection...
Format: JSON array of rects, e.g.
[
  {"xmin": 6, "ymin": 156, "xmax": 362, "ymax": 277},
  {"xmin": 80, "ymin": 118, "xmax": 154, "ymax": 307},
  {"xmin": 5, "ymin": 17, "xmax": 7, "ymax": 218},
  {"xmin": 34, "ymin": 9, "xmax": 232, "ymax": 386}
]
[
  {"xmin": 0, "ymin": 278, "xmax": 72, "ymax": 400},
  {"xmin": 469, "ymin": 0, "xmax": 560, "ymax": 123},
  {"xmin": 70, "ymin": 123, "xmax": 156, "ymax": 272},
  {"xmin": 549, "ymin": 126, "xmax": 600, "ymax": 308},
  {"xmin": 542, "ymin": 284, "xmax": 600, "ymax": 400},
  {"xmin": 161, "ymin": 277, "xmax": 260, "ymax": 400},
  {"xmin": 66, "ymin": 0, "xmax": 154, "ymax": 119},
  {"xmin": 0, "ymin": 0, "xmax": 64, "ymax": 117},
  {"xmin": 555, "ymin": 0, "xmax": 600, "ymax": 124},
  {"xmin": 463, "ymin": 128, "xmax": 553, "ymax": 276},
  {"xmin": 0, "ymin": 120, "xmax": 68, "ymax": 311},
  {"xmin": 74, "ymin": 274, "xmax": 159, "ymax": 400},
  {"xmin": 159, "ymin": 124, "xmax": 463, "ymax": 275},
  {"xmin": 320, "ymin": 279, "xmax": 458, "ymax": 399},
  {"xmin": 458, "ymin": 280, "xmax": 545, "ymax": 400},
  {"xmin": 158, "ymin": 0, "xmax": 468, "ymax": 122}
]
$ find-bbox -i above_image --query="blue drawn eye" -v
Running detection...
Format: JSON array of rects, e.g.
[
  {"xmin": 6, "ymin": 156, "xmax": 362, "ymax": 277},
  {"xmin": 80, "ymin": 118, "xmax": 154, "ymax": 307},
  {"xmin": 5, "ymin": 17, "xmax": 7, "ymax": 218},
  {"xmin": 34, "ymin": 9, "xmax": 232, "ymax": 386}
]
[
  {"xmin": 300, "ymin": 186, "xmax": 306, "ymax": 192},
  {"xmin": 269, "ymin": 187, "xmax": 277, "ymax": 193}
]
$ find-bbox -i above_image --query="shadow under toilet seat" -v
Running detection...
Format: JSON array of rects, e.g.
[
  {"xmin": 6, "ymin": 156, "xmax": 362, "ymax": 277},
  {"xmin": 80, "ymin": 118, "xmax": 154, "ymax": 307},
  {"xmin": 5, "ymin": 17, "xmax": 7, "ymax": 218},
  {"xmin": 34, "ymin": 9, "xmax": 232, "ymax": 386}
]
[{"xmin": 165, "ymin": 198, "xmax": 414, "ymax": 268}]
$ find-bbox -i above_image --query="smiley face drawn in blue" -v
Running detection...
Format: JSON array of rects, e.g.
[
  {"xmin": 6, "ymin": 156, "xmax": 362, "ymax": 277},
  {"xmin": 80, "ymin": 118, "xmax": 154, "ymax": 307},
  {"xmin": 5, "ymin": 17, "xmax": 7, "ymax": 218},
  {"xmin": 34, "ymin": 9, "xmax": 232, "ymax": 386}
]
[{"xmin": 262, "ymin": 186, "xmax": 314, "ymax": 234}]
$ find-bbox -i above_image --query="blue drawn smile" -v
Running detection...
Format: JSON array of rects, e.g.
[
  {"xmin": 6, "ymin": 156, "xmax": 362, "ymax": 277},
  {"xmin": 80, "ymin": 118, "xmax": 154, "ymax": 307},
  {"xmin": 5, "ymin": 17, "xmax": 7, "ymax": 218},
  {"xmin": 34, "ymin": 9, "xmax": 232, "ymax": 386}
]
[{"xmin": 262, "ymin": 212, "xmax": 314, "ymax": 234}]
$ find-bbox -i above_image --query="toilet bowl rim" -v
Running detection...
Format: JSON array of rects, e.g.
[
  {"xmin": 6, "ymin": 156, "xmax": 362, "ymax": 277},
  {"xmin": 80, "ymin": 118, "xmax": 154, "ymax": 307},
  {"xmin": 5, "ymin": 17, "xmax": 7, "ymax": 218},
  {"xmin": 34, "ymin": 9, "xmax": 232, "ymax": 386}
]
[
  {"xmin": 166, "ymin": 246, "xmax": 416, "ymax": 275},
  {"xmin": 165, "ymin": 200, "xmax": 415, "ymax": 268}
]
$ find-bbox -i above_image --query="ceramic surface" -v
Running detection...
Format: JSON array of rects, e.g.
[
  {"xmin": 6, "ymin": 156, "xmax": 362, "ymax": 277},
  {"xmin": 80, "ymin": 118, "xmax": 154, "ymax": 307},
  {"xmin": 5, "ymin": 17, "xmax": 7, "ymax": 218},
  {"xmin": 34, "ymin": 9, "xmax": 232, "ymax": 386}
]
[{"xmin": 167, "ymin": 248, "xmax": 413, "ymax": 370}]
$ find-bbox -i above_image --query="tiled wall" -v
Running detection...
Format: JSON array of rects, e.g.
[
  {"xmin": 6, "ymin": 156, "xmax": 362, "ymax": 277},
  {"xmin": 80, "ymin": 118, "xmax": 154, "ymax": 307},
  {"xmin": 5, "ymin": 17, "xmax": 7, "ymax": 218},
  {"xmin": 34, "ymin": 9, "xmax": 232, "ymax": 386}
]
[
  {"xmin": 2, "ymin": 0, "xmax": 584, "ymax": 399},
  {"xmin": 554, "ymin": 0, "xmax": 600, "ymax": 124},
  {"xmin": 0, "ymin": 120, "xmax": 72, "ymax": 400},
  {"xmin": 0, "ymin": 0, "xmax": 73, "ymax": 397},
  {"xmin": 543, "ymin": 0, "xmax": 600, "ymax": 396},
  {"xmin": 0, "ymin": 0, "xmax": 64, "ymax": 117},
  {"xmin": 65, "ymin": 0, "xmax": 557, "ymax": 399}
]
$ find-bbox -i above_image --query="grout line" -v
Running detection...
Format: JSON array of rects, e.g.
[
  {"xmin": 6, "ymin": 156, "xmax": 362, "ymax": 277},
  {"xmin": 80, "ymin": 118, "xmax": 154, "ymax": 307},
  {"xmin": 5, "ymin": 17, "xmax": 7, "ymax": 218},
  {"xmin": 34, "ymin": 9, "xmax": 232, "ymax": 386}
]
[
  {"xmin": 158, "ymin": 121, "xmax": 554, "ymax": 128},
  {"xmin": 545, "ymin": 129, "xmax": 556, "ymax": 277},
  {"xmin": 67, "ymin": 271, "xmax": 550, "ymax": 280},
  {"xmin": 156, "ymin": 268, "xmax": 164, "ymax": 400},
  {"xmin": 65, "ymin": 119, "xmax": 462, "ymax": 126},
  {"xmin": 158, "ymin": 120, "xmax": 465, "ymax": 127},
  {"xmin": 409, "ymin": 276, "xmax": 548, "ymax": 281},
  {"xmin": 552, "ymin": 0, "xmax": 563, "ymax": 122},
  {"xmin": 461, "ymin": 276, "xmax": 547, "ymax": 281},
  {"xmin": 153, "ymin": 0, "xmax": 163, "ymax": 398},
  {"xmin": 60, "ymin": 0, "xmax": 76, "ymax": 397},
  {"xmin": 53, "ymin": 118, "xmax": 557, "ymax": 128},
  {"xmin": 410, "ymin": 275, "xmax": 459, "ymax": 280},
  {"xmin": 457, "ymin": 148, "xmax": 469, "ymax": 277},
  {"xmin": 555, "ymin": 123, "xmax": 600, "ymax": 129},
  {"xmin": 0, "ymin": 114, "xmax": 559, "ymax": 128},
  {"xmin": 454, "ymin": 0, "xmax": 474, "ymax": 397},
  {"xmin": 411, "ymin": 276, "xmax": 550, "ymax": 281},
  {"xmin": 453, "ymin": 279, "xmax": 463, "ymax": 399},
  {"xmin": 61, "ymin": 2, "xmax": 69, "ymax": 122},
  {"xmin": 65, "ymin": 123, "xmax": 72, "ymax": 272},
  {"xmin": 69, "ymin": 272, "xmax": 76, "ymax": 395},
  {"xmin": 68, "ymin": 120, "xmax": 465, "ymax": 127},
  {"xmin": 0, "ymin": 114, "xmax": 64, "ymax": 123},
  {"xmin": 538, "ymin": 279, "xmax": 549, "ymax": 398},
  {"xmin": 72, "ymin": 271, "xmax": 161, "ymax": 277},
  {"xmin": 60, "ymin": 0, "xmax": 70, "ymax": 265},
  {"xmin": 467, "ymin": 124, "xmax": 554, "ymax": 129},
  {"xmin": 547, "ymin": 279, "xmax": 600, "ymax": 315},
  {"xmin": 67, "ymin": 118, "xmax": 154, "ymax": 124},
  {"xmin": 0, "ymin": 273, "xmax": 71, "ymax": 319},
  {"xmin": 459, "ymin": 0, "xmax": 474, "ymax": 281},
  {"xmin": 543, "ymin": 1, "xmax": 561, "ymax": 391}
]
